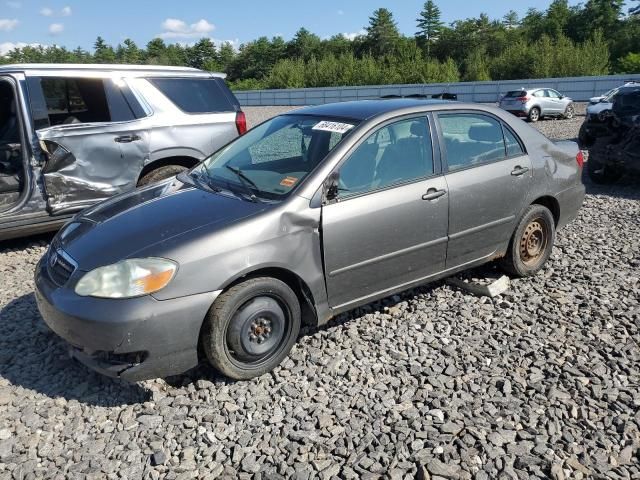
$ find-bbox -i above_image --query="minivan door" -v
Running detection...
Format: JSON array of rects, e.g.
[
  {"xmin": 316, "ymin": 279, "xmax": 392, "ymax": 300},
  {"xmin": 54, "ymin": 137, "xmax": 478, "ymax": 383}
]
[{"xmin": 27, "ymin": 75, "xmax": 150, "ymax": 214}]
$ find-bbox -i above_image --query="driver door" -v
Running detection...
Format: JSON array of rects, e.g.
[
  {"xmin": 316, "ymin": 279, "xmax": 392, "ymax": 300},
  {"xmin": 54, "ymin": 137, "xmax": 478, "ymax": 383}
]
[{"xmin": 321, "ymin": 116, "xmax": 449, "ymax": 309}]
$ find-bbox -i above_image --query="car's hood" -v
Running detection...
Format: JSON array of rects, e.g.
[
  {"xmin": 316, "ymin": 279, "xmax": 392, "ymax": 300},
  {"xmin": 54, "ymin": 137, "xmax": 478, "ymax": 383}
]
[
  {"xmin": 57, "ymin": 178, "xmax": 269, "ymax": 271},
  {"xmin": 586, "ymin": 102, "xmax": 612, "ymax": 115}
]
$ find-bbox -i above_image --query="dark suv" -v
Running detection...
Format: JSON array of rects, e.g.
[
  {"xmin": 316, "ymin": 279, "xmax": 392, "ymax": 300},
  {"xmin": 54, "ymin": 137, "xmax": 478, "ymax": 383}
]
[{"xmin": 0, "ymin": 64, "xmax": 246, "ymax": 240}]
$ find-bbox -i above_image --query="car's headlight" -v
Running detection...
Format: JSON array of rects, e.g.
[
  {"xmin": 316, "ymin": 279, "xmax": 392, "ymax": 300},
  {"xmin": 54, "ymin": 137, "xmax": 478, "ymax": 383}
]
[{"xmin": 75, "ymin": 258, "xmax": 177, "ymax": 298}]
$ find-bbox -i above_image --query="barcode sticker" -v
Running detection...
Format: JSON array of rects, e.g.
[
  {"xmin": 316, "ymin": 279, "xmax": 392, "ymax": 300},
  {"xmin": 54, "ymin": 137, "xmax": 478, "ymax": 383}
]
[{"xmin": 312, "ymin": 121, "xmax": 354, "ymax": 134}]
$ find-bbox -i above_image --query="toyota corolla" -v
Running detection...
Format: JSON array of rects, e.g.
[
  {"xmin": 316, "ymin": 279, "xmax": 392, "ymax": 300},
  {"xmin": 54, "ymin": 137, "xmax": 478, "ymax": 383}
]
[{"xmin": 35, "ymin": 99, "xmax": 585, "ymax": 382}]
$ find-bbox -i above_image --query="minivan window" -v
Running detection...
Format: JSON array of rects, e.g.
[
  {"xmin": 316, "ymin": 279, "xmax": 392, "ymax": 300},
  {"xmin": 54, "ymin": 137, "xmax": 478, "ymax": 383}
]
[
  {"xmin": 198, "ymin": 115, "xmax": 358, "ymax": 200},
  {"xmin": 439, "ymin": 113, "xmax": 506, "ymax": 171},
  {"xmin": 337, "ymin": 117, "xmax": 433, "ymax": 197},
  {"xmin": 150, "ymin": 78, "xmax": 233, "ymax": 114},
  {"xmin": 36, "ymin": 77, "xmax": 142, "ymax": 127}
]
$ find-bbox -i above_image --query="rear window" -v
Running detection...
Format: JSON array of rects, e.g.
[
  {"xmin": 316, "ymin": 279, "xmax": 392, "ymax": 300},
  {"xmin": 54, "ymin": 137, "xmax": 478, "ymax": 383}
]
[
  {"xmin": 150, "ymin": 77, "xmax": 235, "ymax": 114},
  {"xmin": 505, "ymin": 91, "xmax": 527, "ymax": 98}
]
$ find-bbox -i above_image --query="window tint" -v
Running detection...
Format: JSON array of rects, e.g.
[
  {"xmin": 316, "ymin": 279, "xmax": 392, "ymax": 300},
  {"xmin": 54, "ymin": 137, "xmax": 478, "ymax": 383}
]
[
  {"xmin": 40, "ymin": 77, "xmax": 110, "ymax": 126},
  {"xmin": 503, "ymin": 127, "xmax": 524, "ymax": 157},
  {"xmin": 150, "ymin": 78, "xmax": 233, "ymax": 113},
  {"xmin": 505, "ymin": 90, "xmax": 526, "ymax": 98},
  {"xmin": 338, "ymin": 117, "xmax": 432, "ymax": 197},
  {"xmin": 439, "ymin": 113, "xmax": 506, "ymax": 171}
]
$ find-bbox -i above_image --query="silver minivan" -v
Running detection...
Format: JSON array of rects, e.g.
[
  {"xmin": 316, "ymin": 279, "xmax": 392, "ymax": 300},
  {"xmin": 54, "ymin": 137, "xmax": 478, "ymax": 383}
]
[{"xmin": 0, "ymin": 64, "xmax": 246, "ymax": 240}]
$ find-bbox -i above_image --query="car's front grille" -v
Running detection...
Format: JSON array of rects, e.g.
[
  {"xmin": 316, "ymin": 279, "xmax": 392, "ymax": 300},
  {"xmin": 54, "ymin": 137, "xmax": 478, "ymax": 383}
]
[{"xmin": 47, "ymin": 247, "xmax": 77, "ymax": 286}]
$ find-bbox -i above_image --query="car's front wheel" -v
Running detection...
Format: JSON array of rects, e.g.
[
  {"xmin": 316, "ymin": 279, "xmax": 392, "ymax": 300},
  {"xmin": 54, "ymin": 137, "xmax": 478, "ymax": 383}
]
[
  {"xmin": 564, "ymin": 104, "xmax": 575, "ymax": 119},
  {"xmin": 202, "ymin": 277, "xmax": 301, "ymax": 380},
  {"xmin": 138, "ymin": 165, "xmax": 188, "ymax": 187},
  {"xmin": 527, "ymin": 107, "xmax": 541, "ymax": 123},
  {"xmin": 500, "ymin": 205, "xmax": 555, "ymax": 277}
]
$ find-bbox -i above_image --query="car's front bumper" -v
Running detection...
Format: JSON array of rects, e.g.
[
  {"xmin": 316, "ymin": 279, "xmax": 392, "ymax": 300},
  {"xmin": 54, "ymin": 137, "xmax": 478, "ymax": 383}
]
[{"xmin": 34, "ymin": 258, "xmax": 220, "ymax": 382}]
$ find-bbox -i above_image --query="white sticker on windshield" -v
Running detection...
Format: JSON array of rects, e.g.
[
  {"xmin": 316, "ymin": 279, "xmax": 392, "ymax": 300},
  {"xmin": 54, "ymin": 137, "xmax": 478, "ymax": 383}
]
[{"xmin": 312, "ymin": 121, "xmax": 354, "ymax": 134}]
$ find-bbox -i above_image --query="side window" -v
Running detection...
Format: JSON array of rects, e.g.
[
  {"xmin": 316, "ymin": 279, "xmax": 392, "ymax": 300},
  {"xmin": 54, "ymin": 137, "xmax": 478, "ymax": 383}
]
[
  {"xmin": 149, "ymin": 78, "xmax": 234, "ymax": 113},
  {"xmin": 503, "ymin": 126, "xmax": 524, "ymax": 157},
  {"xmin": 546, "ymin": 89, "xmax": 561, "ymax": 99},
  {"xmin": 439, "ymin": 113, "xmax": 506, "ymax": 171},
  {"xmin": 338, "ymin": 117, "xmax": 433, "ymax": 198},
  {"xmin": 533, "ymin": 90, "xmax": 545, "ymax": 98},
  {"xmin": 40, "ymin": 77, "xmax": 111, "ymax": 126}
]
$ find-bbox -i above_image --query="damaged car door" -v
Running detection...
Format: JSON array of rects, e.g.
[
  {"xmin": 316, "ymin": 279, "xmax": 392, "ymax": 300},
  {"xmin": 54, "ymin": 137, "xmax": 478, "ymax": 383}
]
[{"xmin": 28, "ymin": 75, "xmax": 150, "ymax": 214}]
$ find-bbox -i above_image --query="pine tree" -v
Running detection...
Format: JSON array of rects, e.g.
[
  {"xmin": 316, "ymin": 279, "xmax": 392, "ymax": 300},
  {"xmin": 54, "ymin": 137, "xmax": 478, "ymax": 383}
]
[
  {"xmin": 416, "ymin": 1, "xmax": 444, "ymax": 56},
  {"xmin": 502, "ymin": 10, "xmax": 520, "ymax": 29},
  {"xmin": 365, "ymin": 8, "xmax": 400, "ymax": 57},
  {"xmin": 93, "ymin": 36, "xmax": 116, "ymax": 63}
]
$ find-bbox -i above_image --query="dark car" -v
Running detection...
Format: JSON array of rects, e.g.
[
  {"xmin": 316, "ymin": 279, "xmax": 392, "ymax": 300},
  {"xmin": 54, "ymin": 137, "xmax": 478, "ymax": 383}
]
[
  {"xmin": 583, "ymin": 84, "xmax": 640, "ymax": 184},
  {"xmin": 35, "ymin": 99, "xmax": 585, "ymax": 382},
  {"xmin": 0, "ymin": 64, "xmax": 245, "ymax": 241}
]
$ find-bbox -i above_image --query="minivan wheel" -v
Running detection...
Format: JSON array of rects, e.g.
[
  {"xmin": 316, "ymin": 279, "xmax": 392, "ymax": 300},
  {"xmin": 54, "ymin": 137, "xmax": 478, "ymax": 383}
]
[
  {"xmin": 500, "ymin": 205, "xmax": 555, "ymax": 277},
  {"xmin": 138, "ymin": 165, "xmax": 188, "ymax": 187},
  {"xmin": 527, "ymin": 107, "xmax": 541, "ymax": 123},
  {"xmin": 587, "ymin": 156, "xmax": 623, "ymax": 184},
  {"xmin": 564, "ymin": 104, "xmax": 575, "ymax": 119},
  {"xmin": 202, "ymin": 277, "xmax": 301, "ymax": 380}
]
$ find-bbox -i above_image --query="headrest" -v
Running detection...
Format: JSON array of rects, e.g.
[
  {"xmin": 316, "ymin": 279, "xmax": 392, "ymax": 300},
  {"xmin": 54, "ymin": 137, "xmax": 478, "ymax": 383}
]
[
  {"xmin": 410, "ymin": 121, "xmax": 428, "ymax": 137},
  {"xmin": 9, "ymin": 99, "xmax": 15, "ymax": 115},
  {"xmin": 469, "ymin": 124, "xmax": 502, "ymax": 143}
]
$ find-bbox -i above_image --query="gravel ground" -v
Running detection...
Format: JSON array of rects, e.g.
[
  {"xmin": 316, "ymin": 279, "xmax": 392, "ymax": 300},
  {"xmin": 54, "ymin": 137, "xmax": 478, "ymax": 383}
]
[{"xmin": 1, "ymin": 103, "xmax": 639, "ymax": 480}]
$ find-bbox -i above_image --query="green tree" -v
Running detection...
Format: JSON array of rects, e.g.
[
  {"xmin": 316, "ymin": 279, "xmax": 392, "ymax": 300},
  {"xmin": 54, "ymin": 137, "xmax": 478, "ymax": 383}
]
[
  {"xmin": 287, "ymin": 28, "xmax": 322, "ymax": 60},
  {"xmin": 145, "ymin": 38, "xmax": 168, "ymax": 64},
  {"xmin": 618, "ymin": 52, "xmax": 640, "ymax": 72},
  {"xmin": 94, "ymin": 36, "xmax": 116, "ymax": 63},
  {"xmin": 502, "ymin": 10, "xmax": 520, "ymax": 29},
  {"xmin": 365, "ymin": 8, "xmax": 400, "ymax": 57},
  {"xmin": 187, "ymin": 38, "xmax": 217, "ymax": 69},
  {"xmin": 416, "ymin": 1, "xmax": 444, "ymax": 56},
  {"xmin": 218, "ymin": 42, "xmax": 236, "ymax": 71}
]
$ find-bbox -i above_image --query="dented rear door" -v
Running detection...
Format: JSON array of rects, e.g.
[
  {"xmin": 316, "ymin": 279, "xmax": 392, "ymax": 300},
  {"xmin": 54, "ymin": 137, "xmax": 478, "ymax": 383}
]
[{"xmin": 37, "ymin": 123, "xmax": 149, "ymax": 214}]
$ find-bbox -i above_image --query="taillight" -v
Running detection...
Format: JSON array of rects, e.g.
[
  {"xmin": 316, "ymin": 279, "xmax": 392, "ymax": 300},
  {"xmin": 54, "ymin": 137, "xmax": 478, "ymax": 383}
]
[
  {"xmin": 518, "ymin": 97, "xmax": 530, "ymax": 103},
  {"xmin": 235, "ymin": 111, "xmax": 247, "ymax": 135},
  {"xmin": 576, "ymin": 150, "xmax": 585, "ymax": 168}
]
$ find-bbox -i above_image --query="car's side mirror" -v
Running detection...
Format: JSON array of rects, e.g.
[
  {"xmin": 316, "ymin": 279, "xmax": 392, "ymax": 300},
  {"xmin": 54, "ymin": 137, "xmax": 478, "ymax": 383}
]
[{"xmin": 323, "ymin": 171, "xmax": 340, "ymax": 203}]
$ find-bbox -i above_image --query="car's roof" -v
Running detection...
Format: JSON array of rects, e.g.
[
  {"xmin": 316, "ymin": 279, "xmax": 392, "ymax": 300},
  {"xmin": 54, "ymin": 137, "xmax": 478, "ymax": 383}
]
[
  {"xmin": 288, "ymin": 99, "xmax": 451, "ymax": 121},
  {"xmin": 0, "ymin": 63, "xmax": 226, "ymax": 78}
]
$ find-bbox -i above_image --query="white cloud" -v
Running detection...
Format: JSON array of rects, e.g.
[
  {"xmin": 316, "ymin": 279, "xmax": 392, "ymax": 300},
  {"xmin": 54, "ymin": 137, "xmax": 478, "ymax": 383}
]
[
  {"xmin": 61, "ymin": 5, "xmax": 71, "ymax": 16},
  {"xmin": 0, "ymin": 41, "xmax": 43, "ymax": 56},
  {"xmin": 159, "ymin": 18, "xmax": 215, "ymax": 39},
  {"xmin": 40, "ymin": 7, "xmax": 53, "ymax": 16},
  {"xmin": 6, "ymin": 1, "xmax": 21, "ymax": 8},
  {"xmin": 48, "ymin": 23, "xmax": 64, "ymax": 35},
  {"xmin": 0, "ymin": 18, "xmax": 18, "ymax": 31},
  {"xmin": 343, "ymin": 29, "xmax": 366, "ymax": 40}
]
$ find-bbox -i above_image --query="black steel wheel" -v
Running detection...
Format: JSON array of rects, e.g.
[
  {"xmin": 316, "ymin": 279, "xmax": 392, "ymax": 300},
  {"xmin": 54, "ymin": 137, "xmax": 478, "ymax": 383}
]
[
  {"xmin": 500, "ymin": 205, "xmax": 555, "ymax": 277},
  {"xmin": 202, "ymin": 277, "xmax": 301, "ymax": 380}
]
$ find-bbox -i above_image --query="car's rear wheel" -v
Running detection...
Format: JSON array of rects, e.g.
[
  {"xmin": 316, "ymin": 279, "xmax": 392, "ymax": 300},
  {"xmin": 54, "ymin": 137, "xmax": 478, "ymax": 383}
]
[
  {"xmin": 587, "ymin": 155, "xmax": 623, "ymax": 184},
  {"xmin": 564, "ymin": 104, "xmax": 575, "ymax": 119},
  {"xmin": 500, "ymin": 205, "xmax": 555, "ymax": 277},
  {"xmin": 527, "ymin": 107, "xmax": 541, "ymax": 123},
  {"xmin": 138, "ymin": 165, "xmax": 188, "ymax": 187},
  {"xmin": 202, "ymin": 277, "xmax": 301, "ymax": 380}
]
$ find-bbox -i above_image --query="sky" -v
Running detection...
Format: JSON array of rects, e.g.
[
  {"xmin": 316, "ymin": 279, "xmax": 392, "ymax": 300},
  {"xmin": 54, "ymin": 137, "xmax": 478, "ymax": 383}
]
[{"xmin": 0, "ymin": 0, "xmax": 586, "ymax": 56}]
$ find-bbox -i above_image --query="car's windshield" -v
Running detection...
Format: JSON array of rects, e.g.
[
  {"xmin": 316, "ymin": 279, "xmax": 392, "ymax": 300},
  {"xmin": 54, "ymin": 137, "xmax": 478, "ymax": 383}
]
[
  {"xmin": 603, "ymin": 88, "xmax": 619, "ymax": 102},
  {"xmin": 197, "ymin": 115, "xmax": 359, "ymax": 200}
]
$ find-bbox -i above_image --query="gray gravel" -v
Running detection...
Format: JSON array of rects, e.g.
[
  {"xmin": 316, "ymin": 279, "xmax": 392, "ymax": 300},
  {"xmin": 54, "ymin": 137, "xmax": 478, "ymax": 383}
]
[{"xmin": 1, "ymin": 103, "xmax": 639, "ymax": 479}]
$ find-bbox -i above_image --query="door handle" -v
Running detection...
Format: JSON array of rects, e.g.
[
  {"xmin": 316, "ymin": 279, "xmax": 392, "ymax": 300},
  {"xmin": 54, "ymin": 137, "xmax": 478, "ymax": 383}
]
[
  {"xmin": 511, "ymin": 166, "xmax": 530, "ymax": 176},
  {"xmin": 115, "ymin": 135, "xmax": 141, "ymax": 143},
  {"xmin": 422, "ymin": 188, "xmax": 447, "ymax": 201}
]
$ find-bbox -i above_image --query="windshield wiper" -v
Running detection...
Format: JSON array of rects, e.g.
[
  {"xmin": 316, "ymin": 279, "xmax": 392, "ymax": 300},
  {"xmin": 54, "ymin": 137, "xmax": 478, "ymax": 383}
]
[
  {"xmin": 188, "ymin": 170, "xmax": 222, "ymax": 194},
  {"xmin": 224, "ymin": 165, "xmax": 262, "ymax": 203}
]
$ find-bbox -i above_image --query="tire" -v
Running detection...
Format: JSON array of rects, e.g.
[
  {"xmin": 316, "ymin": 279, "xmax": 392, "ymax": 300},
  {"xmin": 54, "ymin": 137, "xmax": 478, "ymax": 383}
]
[
  {"xmin": 137, "ymin": 165, "xmax": 188, "ymax": 187},
  {"xmin": 587, "ymin": 155, "xmax": 623, "ymax": 185},
  {"xmin": 500, "ymin": 205, "xmax": 555, "ymax": 277},
  {"xmin": 563, "ymin": 104, "xmax": 575, "ymax": 119},
  {"xmin": 527, "ymin": 107, "xmax": 541, "ymax": 123},
  {"xmin": 202, "ymin": 277, "xmax": 301, "ymax": 380}
]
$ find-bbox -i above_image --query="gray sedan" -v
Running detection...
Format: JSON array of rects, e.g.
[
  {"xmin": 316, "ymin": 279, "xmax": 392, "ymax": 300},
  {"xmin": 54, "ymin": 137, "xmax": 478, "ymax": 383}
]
[{"xmin": 35, "ymin": 99, "xmax": 585, "ymax": 382}]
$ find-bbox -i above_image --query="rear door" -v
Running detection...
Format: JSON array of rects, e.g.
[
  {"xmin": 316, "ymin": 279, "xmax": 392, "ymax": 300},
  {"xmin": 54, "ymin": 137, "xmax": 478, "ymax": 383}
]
[
  {"xmin": 436, "ymin": 111, "xmax": 532, "ymax": 268},
  {"xmin": 27, "ymin": 74, "xmax": 150, "ymax": 214}
]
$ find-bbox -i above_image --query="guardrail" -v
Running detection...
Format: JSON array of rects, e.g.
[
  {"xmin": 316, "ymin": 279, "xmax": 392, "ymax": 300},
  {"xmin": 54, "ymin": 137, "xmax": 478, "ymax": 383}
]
[{"xmin": 234, "ymin": 74, "xmax": 640, "ymax": 106}]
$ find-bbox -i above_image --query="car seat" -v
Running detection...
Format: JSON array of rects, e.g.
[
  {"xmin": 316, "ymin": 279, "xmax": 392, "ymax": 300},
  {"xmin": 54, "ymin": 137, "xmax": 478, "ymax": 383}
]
[{"xmin": 374, "ymin": 121, "xmax": 431, "ymax": 186}]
